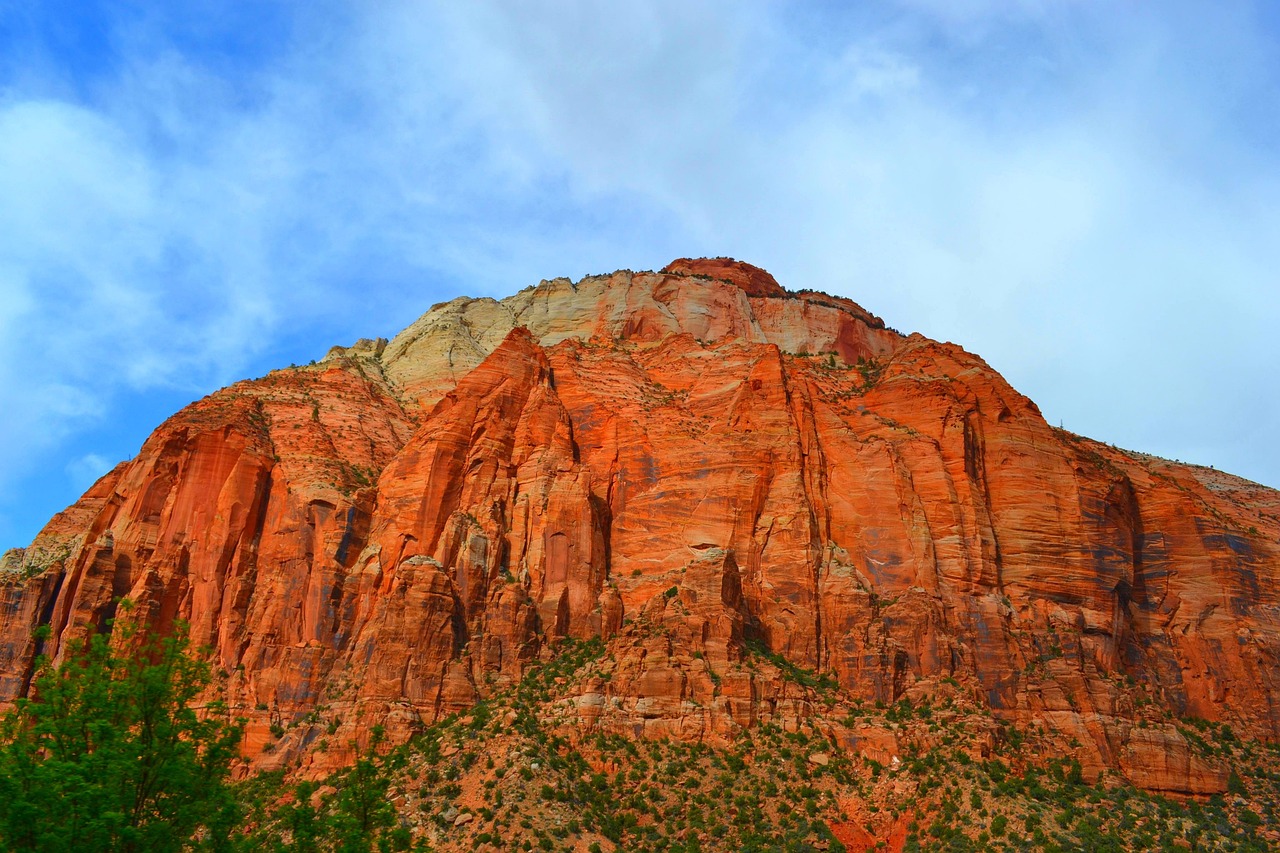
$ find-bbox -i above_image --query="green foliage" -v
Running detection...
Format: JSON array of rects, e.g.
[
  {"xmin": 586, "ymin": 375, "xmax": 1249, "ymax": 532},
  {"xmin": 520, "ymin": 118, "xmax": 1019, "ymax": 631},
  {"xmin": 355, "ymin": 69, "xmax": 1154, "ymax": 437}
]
[
  {"xmin": 319, "ymin": 727, "xmax": 400, "ymax": 852},
  {"xmin": 0, "ymin": 614, "xmax": 244, "ymax": 852},
  {"xmin": 744, "ymin": 637, "xmax": 839, "ymax": 691},
  {"xmin": 11, "ymin": 616, "xmax": 1280, "ymax": 852},
  {"xmin": 239, "ymin": 726, "xmax": 407, "ymax": 852},
  {"xmin": 854, "ymin": 356, "xmax": 884, "ymax": 389}
]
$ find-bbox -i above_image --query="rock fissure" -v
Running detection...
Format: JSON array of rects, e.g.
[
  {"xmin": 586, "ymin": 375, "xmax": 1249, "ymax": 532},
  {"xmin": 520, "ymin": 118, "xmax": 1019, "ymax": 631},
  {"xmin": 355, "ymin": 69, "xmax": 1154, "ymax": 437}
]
[{"xmin": 0, "ymin": 258, "xmax": 1274, "ymax": 799}]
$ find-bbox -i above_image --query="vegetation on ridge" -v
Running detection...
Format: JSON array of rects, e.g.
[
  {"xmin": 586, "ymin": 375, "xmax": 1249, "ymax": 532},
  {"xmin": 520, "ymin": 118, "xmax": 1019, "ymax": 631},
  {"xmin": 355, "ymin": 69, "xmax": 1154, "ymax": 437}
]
[{"xmin": 4, "ymin": 623, "xmax": 1280, "ymax": 851}]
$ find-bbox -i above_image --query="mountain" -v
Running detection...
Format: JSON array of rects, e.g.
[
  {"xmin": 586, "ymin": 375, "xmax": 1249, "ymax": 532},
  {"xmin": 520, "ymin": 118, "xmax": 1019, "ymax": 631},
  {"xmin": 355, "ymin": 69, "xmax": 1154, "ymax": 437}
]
[{"xmin": 2, "ymin": 258, "xmax": 1279, "ymax": 849}]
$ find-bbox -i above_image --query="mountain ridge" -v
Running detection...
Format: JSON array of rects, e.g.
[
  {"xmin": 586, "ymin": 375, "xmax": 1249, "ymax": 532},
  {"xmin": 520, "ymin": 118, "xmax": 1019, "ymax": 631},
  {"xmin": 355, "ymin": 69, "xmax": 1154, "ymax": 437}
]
[{"xmin": 2, "ymin": 258, "xmax": 1278, "ymax": 818}]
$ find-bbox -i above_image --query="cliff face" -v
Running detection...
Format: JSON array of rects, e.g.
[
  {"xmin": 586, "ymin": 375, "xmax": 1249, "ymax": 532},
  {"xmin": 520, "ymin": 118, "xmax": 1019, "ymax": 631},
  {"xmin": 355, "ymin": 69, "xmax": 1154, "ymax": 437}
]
[{"xmin": 2, "ymin": 258, "xmax": 1278, "ymax": 792}]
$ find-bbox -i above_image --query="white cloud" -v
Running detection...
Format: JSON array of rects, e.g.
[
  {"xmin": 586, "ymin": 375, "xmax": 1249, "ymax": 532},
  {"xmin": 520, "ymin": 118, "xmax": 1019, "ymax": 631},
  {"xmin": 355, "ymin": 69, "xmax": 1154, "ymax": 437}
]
[
  {"xmin": 66, "ymin": 452, "xmax": 113, "ymax": 492},
  {"xmin": 1, "ymin": 0, "xmax": 1278, "ymax": 543},
  {"xmin": 400, "ymin": 1, "xmax": 1280, "ymax": 484}
]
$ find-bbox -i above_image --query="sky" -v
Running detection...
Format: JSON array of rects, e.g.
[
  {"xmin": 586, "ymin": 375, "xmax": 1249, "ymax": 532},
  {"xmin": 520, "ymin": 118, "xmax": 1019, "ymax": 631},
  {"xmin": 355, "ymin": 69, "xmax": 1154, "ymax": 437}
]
[{"xmin": 1, "ymin": 1, "xmax": 1278, "ymax": 548}]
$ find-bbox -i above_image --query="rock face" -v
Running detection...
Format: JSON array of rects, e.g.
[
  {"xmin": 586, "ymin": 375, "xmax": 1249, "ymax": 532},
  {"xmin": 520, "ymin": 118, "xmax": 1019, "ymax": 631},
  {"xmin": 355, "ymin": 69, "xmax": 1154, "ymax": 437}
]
[{"xmin": 2, "ymin": 259, "xmax": 1278, "ymax": 794}]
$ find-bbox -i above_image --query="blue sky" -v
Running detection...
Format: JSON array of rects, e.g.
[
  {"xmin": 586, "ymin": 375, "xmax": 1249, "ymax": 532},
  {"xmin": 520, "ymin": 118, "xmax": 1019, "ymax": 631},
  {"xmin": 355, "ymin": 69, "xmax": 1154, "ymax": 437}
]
[{"xmin": 2, "ymin": 1, "xmax": 1279, "ymax": 547}]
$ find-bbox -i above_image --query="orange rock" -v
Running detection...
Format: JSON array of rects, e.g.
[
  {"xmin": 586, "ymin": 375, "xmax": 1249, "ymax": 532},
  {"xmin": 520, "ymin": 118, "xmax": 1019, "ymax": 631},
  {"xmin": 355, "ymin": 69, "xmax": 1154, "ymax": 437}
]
[
  {"xmin": 661, "ymin": 257, "xmax": 786, "ymax": 297},
  {"xmin": 0, "ymin": 258, "xmax": 1277, "ymax": 796}
]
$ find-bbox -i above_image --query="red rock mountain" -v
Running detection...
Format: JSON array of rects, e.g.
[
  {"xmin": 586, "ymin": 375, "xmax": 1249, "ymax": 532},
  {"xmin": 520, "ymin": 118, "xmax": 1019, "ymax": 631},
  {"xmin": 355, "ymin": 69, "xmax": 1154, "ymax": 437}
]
[{"xmin": 2, "ymin": 258, "xmax": 1278, "ymax": 793}]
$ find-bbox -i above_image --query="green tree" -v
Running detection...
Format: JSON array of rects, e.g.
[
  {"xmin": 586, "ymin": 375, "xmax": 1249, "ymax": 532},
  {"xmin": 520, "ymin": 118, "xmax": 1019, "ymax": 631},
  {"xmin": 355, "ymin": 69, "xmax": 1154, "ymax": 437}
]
[
  {"xmin": 0, "ymin": 613, "xmax": 244, "ymax": 852},
  {"xmin": 325, "ymin": 726, "xmax": 402, "ymax": 852},
  {"xmin": 283, "ymin": 781, "xmax": 325, "ymax": 852}
]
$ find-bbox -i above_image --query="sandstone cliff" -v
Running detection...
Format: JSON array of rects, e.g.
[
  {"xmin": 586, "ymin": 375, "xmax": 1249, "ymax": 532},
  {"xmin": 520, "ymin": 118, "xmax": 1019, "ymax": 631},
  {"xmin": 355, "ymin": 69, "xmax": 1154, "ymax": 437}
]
[{"xmin": 2, "ymin": 258, "xmax": 1277, "ymax": 795}]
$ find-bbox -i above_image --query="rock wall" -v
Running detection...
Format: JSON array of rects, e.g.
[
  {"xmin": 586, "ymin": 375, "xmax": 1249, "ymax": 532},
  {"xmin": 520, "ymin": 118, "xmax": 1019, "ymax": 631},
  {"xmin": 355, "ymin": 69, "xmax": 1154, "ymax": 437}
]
[{"xmin": 1, "ymin": 258, "xmax": 1277, "ymax": 793}]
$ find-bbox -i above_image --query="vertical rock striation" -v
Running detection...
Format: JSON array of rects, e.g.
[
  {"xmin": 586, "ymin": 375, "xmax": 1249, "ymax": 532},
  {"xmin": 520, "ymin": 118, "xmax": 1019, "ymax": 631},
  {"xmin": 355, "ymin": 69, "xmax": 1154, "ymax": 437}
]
[{"xmin": 1, "ymin": 258, "xmax": 1277, "ymax": 795}]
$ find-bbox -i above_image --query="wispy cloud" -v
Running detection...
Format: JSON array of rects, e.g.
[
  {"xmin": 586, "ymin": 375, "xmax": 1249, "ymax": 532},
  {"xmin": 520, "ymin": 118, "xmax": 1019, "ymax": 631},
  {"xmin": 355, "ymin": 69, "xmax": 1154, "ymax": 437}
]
[
  {"xmin": 65, "ymin": 452, "xmax": 112, "ymax": 493},
  {"xmin": 1, "ymin": 0, "xmax": 1278, "ymax": 543}
]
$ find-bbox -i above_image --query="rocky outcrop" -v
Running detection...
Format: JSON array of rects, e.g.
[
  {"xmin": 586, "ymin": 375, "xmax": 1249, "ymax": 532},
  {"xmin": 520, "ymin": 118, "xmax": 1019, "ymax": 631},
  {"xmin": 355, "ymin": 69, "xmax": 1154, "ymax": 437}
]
[
  {"xmin": 661, "ymin": 257, "xmax": 787, "ymax": 297},
  {"xmin": 376, "ymin": 265, "xmax": 899, "ymax": 410},
  {"xmin": 2, "ymin": 259, "xmax": 1278, "ymax": 795}
]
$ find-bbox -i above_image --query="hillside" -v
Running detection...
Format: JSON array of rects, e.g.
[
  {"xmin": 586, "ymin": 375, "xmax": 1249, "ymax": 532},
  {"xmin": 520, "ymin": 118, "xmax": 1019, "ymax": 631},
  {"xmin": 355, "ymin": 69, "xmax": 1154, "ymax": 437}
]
[{"xmin": 3, "ymin": 257, "xmax": 1279, "ymax": 849}]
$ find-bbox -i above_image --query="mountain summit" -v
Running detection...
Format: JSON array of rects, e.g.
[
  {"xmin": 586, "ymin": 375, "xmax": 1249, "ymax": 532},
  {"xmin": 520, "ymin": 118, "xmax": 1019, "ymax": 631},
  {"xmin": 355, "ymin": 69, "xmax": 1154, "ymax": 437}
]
[{"xmin": 3, "ymin": 259, "xmax": 1279, "ymax": 844}]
